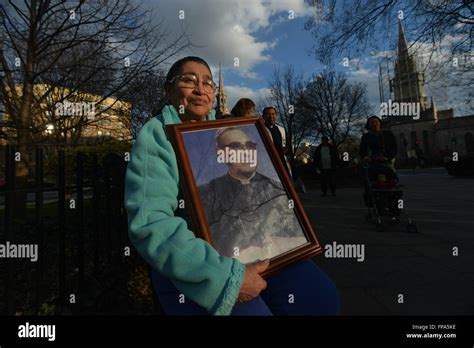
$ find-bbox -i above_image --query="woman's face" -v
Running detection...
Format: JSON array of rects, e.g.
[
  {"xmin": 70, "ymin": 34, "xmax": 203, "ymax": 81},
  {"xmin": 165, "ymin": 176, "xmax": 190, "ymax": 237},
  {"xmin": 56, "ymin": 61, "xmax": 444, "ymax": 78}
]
[
  {"xmin": 243, "ymin": 107, "xmax": 255, "ymax": 118},
  {"xmin": 166, "ymin": 61, "xmax": 215, "ymax": 122},
  {"xmin": 369, "ymin": 118, "xmax": 381, "ymax": 132}
]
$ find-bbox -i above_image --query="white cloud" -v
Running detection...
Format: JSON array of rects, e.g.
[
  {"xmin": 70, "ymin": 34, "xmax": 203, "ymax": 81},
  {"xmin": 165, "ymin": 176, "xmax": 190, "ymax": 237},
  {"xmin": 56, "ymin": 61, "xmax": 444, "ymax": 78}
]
[
  {"xmin": 369, "ymin": 35, "xmax": 473, "ymax": 116},
  {"xmin": 410, "ymin": 37, "xmax": 473, "ymax": 115},
  {"xmin": 346, "ymin": 64, "xmax": 381, "ymax": 114},
  {"xmin": 224, "ymin": 85, "xmax": 271, "ymax": 111},
  {"xmin": 145, "ymin": 0, "xmax": 311, "ymax": 78},
  {"xmin": 343, "ymin": 30, "xmax": 474, "ymax": 118}
]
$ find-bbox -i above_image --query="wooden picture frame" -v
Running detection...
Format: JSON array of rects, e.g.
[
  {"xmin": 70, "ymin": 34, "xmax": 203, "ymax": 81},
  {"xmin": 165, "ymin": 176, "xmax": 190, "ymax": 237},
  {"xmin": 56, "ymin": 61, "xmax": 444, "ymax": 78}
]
[{"xmin": 167, "ymin": 117, "xmax": 321, "ymax": 278}]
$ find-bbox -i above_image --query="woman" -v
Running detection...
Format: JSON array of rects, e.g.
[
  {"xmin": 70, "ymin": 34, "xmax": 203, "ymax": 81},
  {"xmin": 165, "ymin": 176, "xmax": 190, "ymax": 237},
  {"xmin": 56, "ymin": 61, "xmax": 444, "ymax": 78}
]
[
  {"xmin": 359, "ymin": 115, "xmax": 399, "ymax": 216},
  {"xmin": 125, "ymin": 56, "xmax": 339, "ymax": 315},
  {"xmin": 230, "ymin": 98, "xmax": 256, "ymax": 118},
  {"xmin": 359, "ymin": 115, "xmax": 397, "ymax": 166}
]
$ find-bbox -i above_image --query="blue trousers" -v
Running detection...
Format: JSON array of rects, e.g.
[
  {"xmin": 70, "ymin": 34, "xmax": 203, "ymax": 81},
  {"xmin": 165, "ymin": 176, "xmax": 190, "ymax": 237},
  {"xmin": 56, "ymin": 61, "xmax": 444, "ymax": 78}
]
[{"xmin": 151, "ymin": 260, "xmax": 340, "ymax": 315}]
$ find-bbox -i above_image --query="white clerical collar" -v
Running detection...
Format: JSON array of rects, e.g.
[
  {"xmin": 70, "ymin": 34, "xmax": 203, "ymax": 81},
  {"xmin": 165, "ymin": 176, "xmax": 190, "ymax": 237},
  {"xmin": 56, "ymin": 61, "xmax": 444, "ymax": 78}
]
[{"xmin": 228, "ymin": 171, "xmax": 256, "ymax": 185}]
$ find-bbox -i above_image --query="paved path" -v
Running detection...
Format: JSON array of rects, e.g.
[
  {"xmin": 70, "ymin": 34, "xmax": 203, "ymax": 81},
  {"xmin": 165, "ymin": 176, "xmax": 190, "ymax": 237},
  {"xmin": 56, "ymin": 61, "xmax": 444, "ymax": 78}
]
[{"xmin": 303, "ymin": 167, "xmax": 474, "ymax": 315}]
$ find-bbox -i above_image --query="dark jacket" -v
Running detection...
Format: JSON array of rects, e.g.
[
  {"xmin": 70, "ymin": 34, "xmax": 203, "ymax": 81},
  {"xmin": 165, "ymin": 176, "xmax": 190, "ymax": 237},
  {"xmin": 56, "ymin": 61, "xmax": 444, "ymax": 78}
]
[
  {"xmin": 198, "ymin": 173, "xmax": 303, "ymax": 259},
  {"xmin": 313, "ymin": 143, "xmax": 339, "ymax": 170},
  {"xmin": 359, "ymin": 130, "xmax": 397, "ymax": 161}
]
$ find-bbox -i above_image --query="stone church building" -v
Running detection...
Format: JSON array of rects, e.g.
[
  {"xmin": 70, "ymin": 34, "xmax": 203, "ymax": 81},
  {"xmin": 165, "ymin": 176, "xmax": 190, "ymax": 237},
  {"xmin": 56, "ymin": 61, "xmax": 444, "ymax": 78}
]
[{"xmin": 382, "ymin": 20, "xmax": 474, "ymax": 165}]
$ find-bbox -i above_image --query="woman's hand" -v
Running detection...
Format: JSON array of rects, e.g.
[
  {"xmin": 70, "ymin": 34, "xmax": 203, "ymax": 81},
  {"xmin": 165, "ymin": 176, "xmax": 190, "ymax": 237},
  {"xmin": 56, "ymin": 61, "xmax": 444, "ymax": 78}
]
[{"xmin": 236, "ymin": 259, "xmax": 269, "ymax": 303}]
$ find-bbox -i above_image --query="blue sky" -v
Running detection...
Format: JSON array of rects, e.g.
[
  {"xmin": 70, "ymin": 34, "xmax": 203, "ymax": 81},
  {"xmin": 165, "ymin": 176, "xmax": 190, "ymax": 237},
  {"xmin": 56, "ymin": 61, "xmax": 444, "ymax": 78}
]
[
  {"xmin": 222, "ymin": 15, "xmax": 326, "ymax": 94},
  {"xmin": 143, "ymin": 0, "xmax": 471, "ymax": 117}
]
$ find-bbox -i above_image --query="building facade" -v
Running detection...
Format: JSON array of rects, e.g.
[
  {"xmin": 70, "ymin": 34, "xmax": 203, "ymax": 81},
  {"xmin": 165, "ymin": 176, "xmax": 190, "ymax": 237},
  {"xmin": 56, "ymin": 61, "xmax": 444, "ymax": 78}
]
[
  {"xmin": 383, "ymin": 20, "xmax": 474, "ymax": 165},
  {"xmin": 0, "ymin": 84, "xmax": 131, "ymax": 146}
]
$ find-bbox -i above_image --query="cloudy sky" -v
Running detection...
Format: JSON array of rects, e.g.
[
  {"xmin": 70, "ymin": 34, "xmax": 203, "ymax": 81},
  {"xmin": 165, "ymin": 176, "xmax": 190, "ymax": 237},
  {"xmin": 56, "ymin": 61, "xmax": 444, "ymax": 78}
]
[{"xmin": 142, "ymin": 0, "xmax": 470, "ymax": 117}]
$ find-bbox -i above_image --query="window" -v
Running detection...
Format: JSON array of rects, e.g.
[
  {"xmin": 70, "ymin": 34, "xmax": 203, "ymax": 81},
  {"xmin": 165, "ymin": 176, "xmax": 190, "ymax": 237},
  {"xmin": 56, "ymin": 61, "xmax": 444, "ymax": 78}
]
[
  {"xmin": 99, "ymin": 114, "xmax": 111, "ymax": 126},
  {"xmin": 97, "ymin": 105, "xmax": 108, "ymax": 113}
]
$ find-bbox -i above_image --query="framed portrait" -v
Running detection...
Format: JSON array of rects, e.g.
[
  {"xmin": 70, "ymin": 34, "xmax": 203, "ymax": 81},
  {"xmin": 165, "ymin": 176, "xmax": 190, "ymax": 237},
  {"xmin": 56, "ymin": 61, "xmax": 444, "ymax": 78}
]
[{"xmin": 167, "ymin": 117, "xmax": 321, "ymax": 277}]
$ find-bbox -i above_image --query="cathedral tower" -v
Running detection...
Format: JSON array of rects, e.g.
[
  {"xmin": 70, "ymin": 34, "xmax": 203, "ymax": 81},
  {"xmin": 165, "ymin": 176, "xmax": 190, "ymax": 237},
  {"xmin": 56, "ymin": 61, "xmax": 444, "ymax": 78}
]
[
  {"xmin": 215, "ymin": 63, "xmax": 230, "ymax": 118},
  {"xmin": 391, "ymin": 19, "xmax": 431, "ymax": 119}
]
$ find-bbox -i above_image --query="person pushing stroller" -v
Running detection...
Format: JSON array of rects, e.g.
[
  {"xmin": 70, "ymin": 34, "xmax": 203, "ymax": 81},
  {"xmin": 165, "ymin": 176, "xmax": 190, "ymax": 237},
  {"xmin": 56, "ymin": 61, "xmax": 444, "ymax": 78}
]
[
  {"xmin": 359, "ymin": 114, "xmax": 398, "ymax": 195},
  {"xmin": 360, "ymin": 116, "xmax": 398, "ymax": 213},
  {"xmin": 359, "ymin": 116, "xmax": 417, "ymax": 233}
]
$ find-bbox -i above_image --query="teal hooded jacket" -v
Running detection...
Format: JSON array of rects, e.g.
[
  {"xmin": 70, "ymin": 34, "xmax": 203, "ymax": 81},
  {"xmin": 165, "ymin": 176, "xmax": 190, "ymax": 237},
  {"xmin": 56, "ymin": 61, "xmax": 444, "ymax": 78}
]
[{"xmin": 124, "ymin": 105, "xmax": 245, "ymax": 315}]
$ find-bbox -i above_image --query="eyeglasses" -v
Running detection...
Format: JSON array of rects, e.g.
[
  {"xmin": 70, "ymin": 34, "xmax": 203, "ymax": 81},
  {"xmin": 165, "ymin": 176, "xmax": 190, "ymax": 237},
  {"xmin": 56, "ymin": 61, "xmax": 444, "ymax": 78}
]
[
  {"xmin": 221, "ymin": 141, "xmax": 257, "ymax": 151},
  {"xmin": 169, "ymin": 74, "xmax": 216, "ymax": 94}
]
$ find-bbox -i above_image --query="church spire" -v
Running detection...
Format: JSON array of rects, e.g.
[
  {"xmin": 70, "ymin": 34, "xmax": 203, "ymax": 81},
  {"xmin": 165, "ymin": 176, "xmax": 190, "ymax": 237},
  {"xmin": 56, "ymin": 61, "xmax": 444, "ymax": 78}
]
[
  {"xmin": 398, "ymin": 18, "xmax": 409, "ymax": 56},
  {"xmin": 218, "ymin": 63, "xmax": 225, "ymax": 94},
  {"xmin": 392, "ymin": 18, "xmax": 429, "ymax": 115},
  {"xmin": 215, "ymin": 63, "xmax": 230, "ymax": 118}
]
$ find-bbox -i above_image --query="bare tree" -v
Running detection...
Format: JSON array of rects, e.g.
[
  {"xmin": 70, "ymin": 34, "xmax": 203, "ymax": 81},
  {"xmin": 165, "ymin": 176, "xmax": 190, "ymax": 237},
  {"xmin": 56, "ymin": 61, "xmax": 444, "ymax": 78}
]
[
  {"xmin": 304, "ymin": 0, "xmax": 472, "ymax": 64},
  {"xmin": 300, "ymin": 70, "xmax": 369, "ymax": 147},
  {"xmin": 120, "ymin": 70, "xmax": 167, "ymax": 139},
  {"xmin": 266, "ymin": 65, "xmax": 318, "ymax": 162},
  {"xmin": 0, "ymin": 0, "xmax": 190, "ymax": 179},
  {"xmin": 304, "ymin": 1, "xmax": 473, "ymax": 109}
]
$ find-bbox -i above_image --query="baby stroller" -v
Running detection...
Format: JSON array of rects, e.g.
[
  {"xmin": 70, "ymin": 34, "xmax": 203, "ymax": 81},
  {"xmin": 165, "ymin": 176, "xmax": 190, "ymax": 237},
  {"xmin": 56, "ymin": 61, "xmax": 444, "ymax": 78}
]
[{"xmin": 362, "ymin": 156, "xmax": 418, "ymax": 233}]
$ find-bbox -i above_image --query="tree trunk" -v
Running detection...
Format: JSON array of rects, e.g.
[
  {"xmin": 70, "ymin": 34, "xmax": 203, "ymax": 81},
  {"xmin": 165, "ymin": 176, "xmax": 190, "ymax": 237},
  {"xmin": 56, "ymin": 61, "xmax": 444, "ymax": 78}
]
[{"xmin": 14, "ymin": 75, "xmax": 36, "ymax": 219}]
